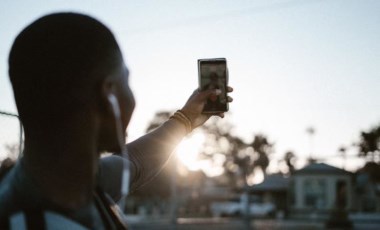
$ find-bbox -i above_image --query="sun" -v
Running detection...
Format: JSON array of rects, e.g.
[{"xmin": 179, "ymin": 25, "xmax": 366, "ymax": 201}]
[
  {"xmin": 176, "ymin": 132, "xmax": 226, "ymax": 177},
  {"xmin": 176, "ymin": 132, "xmax": 205, "ymax": 171}
]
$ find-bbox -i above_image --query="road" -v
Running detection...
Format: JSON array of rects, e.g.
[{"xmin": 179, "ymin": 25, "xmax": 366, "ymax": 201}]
[{"xmin": 128, "ymin": 218, "xmax": 380, "ymax": 230}]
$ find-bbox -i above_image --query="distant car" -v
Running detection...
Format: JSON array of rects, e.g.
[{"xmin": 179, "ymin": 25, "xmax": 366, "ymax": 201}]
[
  {"xmin": 210, "ymin": 197, "xmax": 276, "ymax": 217},
  {"xmin": 210, "ymin": 200, "xmax": 241, "ymax": 217}
]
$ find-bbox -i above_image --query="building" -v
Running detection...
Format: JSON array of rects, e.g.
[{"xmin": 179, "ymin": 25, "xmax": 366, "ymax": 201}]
[
  {"xmin": 249, "ymin": 173, "xmax": 289, "ymax": 216},
  {"xmin": 289, "ymin": 163, "xmax": 354, "ymax": 218}
]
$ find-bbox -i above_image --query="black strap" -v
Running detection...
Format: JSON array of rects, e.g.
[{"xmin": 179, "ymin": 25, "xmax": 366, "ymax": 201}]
[
  {"xmin": 25, "ymin": 209, "xmax": 46, "ymax": 230},
  {"xmin": 0, "ymin": 210, "xmax": 45, "ymax": 230},
  {"xmin": 94, "ymin": 187, "xmax": 128, "ymax": 230},
  {"xmin": 0, "ymin": 217, "xmax": 10, "ymax": 230}
]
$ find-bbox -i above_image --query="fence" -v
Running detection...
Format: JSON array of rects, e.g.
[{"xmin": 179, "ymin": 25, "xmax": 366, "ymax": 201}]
[{"xmin": 0, "ymin": 111, "xmax": 23, "ymax": 162}]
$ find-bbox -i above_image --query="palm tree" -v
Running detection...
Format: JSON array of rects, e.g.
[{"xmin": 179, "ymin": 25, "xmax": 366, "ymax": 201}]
[
  {"xmin": 225, "ymin": 134, "xmax": 249, "ymax": 187},
  {"xmin": 199, "ymin": 118, "xmax": 249, "ymax": 187},
  {"xmin": 284, "ymin": 151, "xmax": 296, "ymax": 175},
  {"xmin": 250, "ymin": 134, "xmax": 273, "ymax": 178}
]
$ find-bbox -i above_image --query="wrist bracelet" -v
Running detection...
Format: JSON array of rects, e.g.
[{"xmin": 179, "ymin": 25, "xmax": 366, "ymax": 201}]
[{"xmin": 170, "ymin": 110, "xmax": 192, "ymax": 134}]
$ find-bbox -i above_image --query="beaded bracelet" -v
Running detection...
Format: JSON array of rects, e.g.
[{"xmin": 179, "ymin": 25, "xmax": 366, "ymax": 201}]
[{"xmin": 170, "ymin": 110, "xmax": 192, "ymax": 134}]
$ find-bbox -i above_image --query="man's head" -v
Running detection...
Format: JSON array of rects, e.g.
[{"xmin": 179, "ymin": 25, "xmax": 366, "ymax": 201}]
[{"xmin": 9, "ymin": 13, "xmax": 135, "ymax": 152}]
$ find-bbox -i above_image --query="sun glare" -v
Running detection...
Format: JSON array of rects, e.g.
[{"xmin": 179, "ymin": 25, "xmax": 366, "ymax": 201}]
[
  {"xmin": 176, "ymin": 132, "xmax": 226, "ymax": 177},
  {"xmin": 247, "ymin": 168, "xmax": 264, "ymax": 186},
  {"xmin": 176, "ymin": 132, "xmax": 205, "ymax": 171}
]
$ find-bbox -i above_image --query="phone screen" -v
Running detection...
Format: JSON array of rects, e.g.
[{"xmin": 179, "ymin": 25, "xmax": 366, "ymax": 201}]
[{"xmin": 198, "ymin": 58, "xmax": 228, "ymax": 113}]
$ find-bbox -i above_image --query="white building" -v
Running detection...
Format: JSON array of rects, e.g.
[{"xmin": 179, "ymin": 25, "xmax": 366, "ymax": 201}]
[{"xmin": 289, "ymin": 163, "xmax": 354, "ymax": 218}]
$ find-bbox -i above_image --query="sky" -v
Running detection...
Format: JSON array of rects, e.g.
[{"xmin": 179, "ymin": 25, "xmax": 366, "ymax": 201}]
[{"xmin": 0, "ymin": 0, "xmax": 379, "ymax": 173}]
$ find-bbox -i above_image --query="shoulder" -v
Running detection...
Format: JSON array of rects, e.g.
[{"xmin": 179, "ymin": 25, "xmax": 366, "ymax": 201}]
[
  {"xmin": 0, "ymin": 183, "xmax": 23, "ymax": 229},
  {"xmin": 1, "ymin": 210, "xmax": 89, "ymax": 230},
  {"xmin": 99, "ymin": 154, "xmax": 125, "ymax": 167},
  {"xmin": 0, "ymin": 161, "xmax": 47, "ymax": 219},
  {"xmin": 98, "ymin": 155, "xmax": 131, "ymax": 202},
  {"xmin": 0, "ymin": 165, "xmax": 21, "ymax": 218},
  {"xmin": 99, "ymin": 155, "xmax": 129, "ymax": 178}
]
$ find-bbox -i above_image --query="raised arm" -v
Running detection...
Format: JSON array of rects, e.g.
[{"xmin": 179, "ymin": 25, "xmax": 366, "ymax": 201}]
[
  {"xmin": 127, "ymin": 87, "xmax": 233, "ymax": 192},
  {"xmin": 99, "ymin": 88, "xmax": 233, "ymax": 200}
]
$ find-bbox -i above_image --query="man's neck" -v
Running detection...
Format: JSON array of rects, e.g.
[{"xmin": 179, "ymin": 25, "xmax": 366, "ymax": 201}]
[{"xmin": 22, "ymin": 122, "xmax": 99, "ymax": 210}]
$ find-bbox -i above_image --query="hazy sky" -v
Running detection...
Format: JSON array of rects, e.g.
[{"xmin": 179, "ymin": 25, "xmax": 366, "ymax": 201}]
[{"xmin": 0, "ymin": 0, "xmax": 379, "ymax": 172}]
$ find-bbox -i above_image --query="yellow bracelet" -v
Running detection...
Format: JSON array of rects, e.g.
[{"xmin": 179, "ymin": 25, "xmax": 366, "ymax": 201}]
[{"xmin": 170, "ymin": 110, "xmax": 192, "ymax": 134}]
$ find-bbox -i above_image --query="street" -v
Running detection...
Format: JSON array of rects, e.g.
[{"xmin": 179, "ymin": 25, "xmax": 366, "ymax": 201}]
[{"xmin": 128, "ymin": 218, "xmax": 380, "ymax": 230}]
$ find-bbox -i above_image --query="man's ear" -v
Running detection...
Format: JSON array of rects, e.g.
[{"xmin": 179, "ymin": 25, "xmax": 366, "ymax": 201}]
[{"xmin": 101, "ymin": 76, "xmax": 116, "ymax": 102}]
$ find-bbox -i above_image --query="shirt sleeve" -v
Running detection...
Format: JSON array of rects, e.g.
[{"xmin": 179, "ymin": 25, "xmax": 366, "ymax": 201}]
[
  {"xmin": 126, "ymin": 118, "xmax": 187, "ymax": 192},
  {"xmin": 98, "ymin": 118, "xmax": 187, "ymax": 199}
]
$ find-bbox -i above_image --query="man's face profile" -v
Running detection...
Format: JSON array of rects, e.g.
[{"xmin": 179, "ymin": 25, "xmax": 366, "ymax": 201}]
[{"xmin": 8, "ymin": 12, "xmax": 136, "ymax": 154}]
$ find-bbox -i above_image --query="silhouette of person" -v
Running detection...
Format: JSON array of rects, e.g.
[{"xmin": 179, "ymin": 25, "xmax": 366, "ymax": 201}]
[
  {"xmin": 202, "ymin": 72, "xmax": 227, "ymax": 112},
  {"xmin": 0, "ymin": 13, "xmax": 232, "ymax": 229}
]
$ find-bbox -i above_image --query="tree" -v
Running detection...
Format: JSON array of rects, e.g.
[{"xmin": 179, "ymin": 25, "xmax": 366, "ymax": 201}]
[
  {"xmin": 198, "ymin": 117, "xmax": 250, "ymax": 187},
  {"xmin": 3, "ymin": 143, "xmax": 20, "ymax": 161},
  {"xmin": 0, "ymin": 143, "xmax": 19, "ymax": 181},
  {"xmin": 145, "ymin": 111, "xmax": 173, "ymax": 132},
  {"xmin": 250, "ymin": 134, "xmax": 273, "ymax": 178},
  {"xmin": 225, "ymin": 134, "xmax": 250, "ymax": 187},
  {"xmin": 199, "ymin": 119, "xmax": 274, "ymax": 187},
  {"xmin": 284, "ymin": 151, "xmax": 296, "ymax": 175},
  {"xmin": 358, "ymin": 124, "xmax": 380, "ymax": 162},
  {"xmin": 142, "ymin": 111, "xmax": 275, "ymax": 189}
]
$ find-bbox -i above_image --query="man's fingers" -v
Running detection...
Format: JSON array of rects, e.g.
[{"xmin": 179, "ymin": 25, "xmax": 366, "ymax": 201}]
[
  {"xmin": 196, "ymin": 87, "xmax": 232, "ymax": 103},
  {"xmin": 197, "ymin": 89, "xmax": 218, "ymax": 101}
]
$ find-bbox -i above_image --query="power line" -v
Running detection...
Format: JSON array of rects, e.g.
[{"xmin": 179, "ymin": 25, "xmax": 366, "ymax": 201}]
[
  {"xmin": 0, "ymin": 111, "xmax": 18, "ymax": 118},
  {"xmin": 123, "ymin": 0, "xmax": 327, "ymax": 35}
]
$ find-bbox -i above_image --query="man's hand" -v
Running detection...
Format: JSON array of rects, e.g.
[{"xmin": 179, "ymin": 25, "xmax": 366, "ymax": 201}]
[{"xmin": 181, "ymin": 86, "xmax": 233, "ymax": 129}]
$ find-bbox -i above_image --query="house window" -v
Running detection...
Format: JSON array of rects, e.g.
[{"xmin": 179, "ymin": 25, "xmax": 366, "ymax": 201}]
[{"xmin": 304, "ymin": 179, "xmax": 326, "ymax": 209}]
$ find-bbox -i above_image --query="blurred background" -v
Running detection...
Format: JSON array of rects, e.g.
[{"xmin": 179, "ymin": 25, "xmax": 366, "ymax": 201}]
[{"xmin": 0, "ymin": 0, "xmax": 379, "ymax": 229}]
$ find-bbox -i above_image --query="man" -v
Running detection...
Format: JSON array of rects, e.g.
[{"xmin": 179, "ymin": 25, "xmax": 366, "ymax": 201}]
[
  {"xmin": 202, "ymin": 72, "xmax": 227, "ymax": 111},
  {"xmin": 0, "ymin": 13, "xmax": 232, "ymax": 229}
]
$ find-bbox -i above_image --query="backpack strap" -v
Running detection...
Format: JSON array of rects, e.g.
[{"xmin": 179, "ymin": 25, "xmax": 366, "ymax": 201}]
[
  {"xmin": 6, "ymin": 211, "xmax": 45, "ymax": 230},
  {"xmin": 0, "ymin": 218, "xmax": 9, "ymax": 230},
  {"xmin": 94, "ymin": 187, "xmax": 128, "ymax": 230},
  {"xmin": 5, "ymin": 210, "xmax": 88, "ymax": 230},
  {"xmin": 24, "ymin": 209, "xmax": 45, "ymax": 230}
]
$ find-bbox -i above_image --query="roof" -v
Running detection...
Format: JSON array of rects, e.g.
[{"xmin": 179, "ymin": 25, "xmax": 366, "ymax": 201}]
[
  {"xmin": 294, "ymin": 163, "xmax": 352, "ymax": 176},
  {"xmin": 250, "ymin": 174, "xmax": 290, "ymax": 192}
]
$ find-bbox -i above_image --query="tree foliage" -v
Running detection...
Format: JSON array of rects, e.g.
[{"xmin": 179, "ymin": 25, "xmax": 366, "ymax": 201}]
[
  {"xmin": 145, "ymin": 111, "xmax": 173, "ymax": 133},
  {"xmin": 284, "ymin": 151, "xmax": 296, "ymax": 174},
  {"xmin": 138, "ymin": 110, "xmax": 275, "ymax": 193},
  {"xmin": 250, "ymin": 134, "xmax": 273, "ymax": 177},
  {"xmin": 358, "ymin": 124, "xmax": 380, "ymax": 162},
  {"xmin": 199, "ymin": 117, "xmax": 274, "ymax": 187}
]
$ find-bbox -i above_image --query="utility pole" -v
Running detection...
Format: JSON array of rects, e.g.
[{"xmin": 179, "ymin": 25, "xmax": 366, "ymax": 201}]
[
  {"xmin": 306, "ymin": 127, "xmax": 315, "ymax": 163},
  {"xmin": 338, "ymin": 146, "xmax": 347, "ymax": 170}
]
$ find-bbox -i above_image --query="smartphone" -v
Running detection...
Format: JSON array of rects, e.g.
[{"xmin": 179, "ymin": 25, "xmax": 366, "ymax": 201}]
[{"xmin": 198, "ymin": 58, "xmax": 229, "ymax": 113}]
